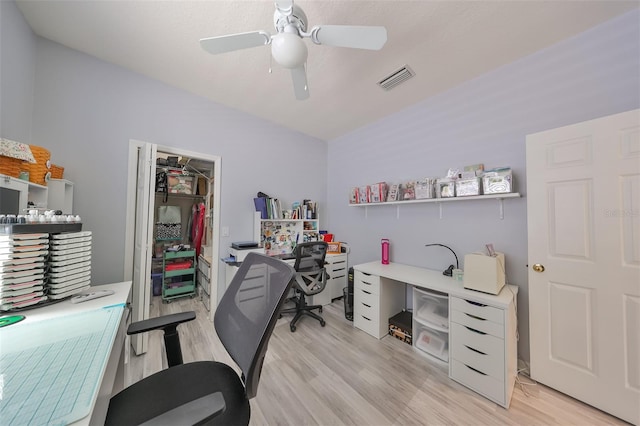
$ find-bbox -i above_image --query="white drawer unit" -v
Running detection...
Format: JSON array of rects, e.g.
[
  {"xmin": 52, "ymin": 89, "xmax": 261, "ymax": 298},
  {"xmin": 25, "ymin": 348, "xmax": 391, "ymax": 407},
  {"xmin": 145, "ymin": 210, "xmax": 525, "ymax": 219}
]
[
  {"xmin": 197, "ymin": 255, "xmax": 213, "ymax": 312},
  {"xmin": 449, "ymin": 295, "xmax": 517, "ymax": 408},
  {"xmin": 353, "ymin": 270, "xmax": 403, "ymax": 339},
  {"xmin": 308, "ymin": 252, "xmax": 348, "ymax": 306},
  {"xmin": 326, "ymin": 253, "xmax": 348, "ymax": 300},
  {"xmin": 352, "ymin": 261, "xmax": 518, "ymax": 409}
]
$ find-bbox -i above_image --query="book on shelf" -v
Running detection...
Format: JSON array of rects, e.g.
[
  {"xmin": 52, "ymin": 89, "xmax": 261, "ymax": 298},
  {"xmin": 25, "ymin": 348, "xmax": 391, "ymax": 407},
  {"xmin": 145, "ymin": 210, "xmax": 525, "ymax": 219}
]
[{"xmin": 254, "ymin": 196, "xmax": 316, "ymax": 220}]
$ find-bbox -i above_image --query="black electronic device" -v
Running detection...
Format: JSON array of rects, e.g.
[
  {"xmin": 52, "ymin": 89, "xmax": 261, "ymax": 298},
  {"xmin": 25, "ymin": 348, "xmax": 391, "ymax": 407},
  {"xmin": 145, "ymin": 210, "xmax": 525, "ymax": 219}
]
[{"xmin": 231, "ymin": 241, "xmax": 259, "ymax": 250}]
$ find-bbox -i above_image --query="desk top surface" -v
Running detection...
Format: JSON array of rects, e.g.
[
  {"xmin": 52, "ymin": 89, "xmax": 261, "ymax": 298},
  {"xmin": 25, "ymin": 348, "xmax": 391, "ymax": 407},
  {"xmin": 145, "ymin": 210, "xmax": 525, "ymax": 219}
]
[
  {"xmin": 353, "ymin": 261, "xmax": 517, "ymax": 307},
  {"xmin": 0, "ymin": 281, "xmax": 131, "ymax": 426}
]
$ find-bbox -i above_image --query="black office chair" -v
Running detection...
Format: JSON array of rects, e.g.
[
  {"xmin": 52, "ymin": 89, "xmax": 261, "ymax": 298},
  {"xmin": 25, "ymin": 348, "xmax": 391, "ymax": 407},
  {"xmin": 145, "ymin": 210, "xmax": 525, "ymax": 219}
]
[
  {"xmin": 280, "ymin": 241, "xmax": 328, "ymax": 332},
  {"xmin": 105, "ymin": 252, "xmax": 295, "ymax": 426}
]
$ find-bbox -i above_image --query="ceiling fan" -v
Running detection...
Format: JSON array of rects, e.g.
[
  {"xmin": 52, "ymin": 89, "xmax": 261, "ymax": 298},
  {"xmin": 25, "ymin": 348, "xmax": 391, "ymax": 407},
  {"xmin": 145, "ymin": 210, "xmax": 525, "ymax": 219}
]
[{"xmin": 199, "ymin": 0, "xmax": 387, "ymax": 100}]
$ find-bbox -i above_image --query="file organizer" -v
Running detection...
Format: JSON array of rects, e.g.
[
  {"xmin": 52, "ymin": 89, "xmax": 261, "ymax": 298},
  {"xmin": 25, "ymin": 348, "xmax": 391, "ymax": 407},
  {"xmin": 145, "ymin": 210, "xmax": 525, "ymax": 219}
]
[{"xmin": 0, "ymin": 305, "xmax": 122, "ymax": 425}]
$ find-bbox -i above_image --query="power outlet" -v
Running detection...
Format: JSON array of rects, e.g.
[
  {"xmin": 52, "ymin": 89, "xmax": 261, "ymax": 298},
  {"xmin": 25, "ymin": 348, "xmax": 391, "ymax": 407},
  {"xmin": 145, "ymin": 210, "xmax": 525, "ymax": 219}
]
[{"xmin": 222, "ymin": 226, "xmax": 229, "ymax": 237}]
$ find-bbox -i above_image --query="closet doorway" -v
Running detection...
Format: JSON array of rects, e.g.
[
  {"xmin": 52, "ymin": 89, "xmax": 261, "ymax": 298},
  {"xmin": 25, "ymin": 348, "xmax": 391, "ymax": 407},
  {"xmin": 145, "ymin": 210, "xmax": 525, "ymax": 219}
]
[{"xmin": 124, "ymin": 140, "xmax": 221, "ymax": 356}]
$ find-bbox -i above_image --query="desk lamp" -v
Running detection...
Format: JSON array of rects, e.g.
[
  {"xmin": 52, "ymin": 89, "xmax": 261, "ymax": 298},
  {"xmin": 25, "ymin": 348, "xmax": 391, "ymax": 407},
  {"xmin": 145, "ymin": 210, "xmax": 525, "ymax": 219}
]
[{"xmin": 425, "ymin": 243, "xmax": 459, "ymax": 276}]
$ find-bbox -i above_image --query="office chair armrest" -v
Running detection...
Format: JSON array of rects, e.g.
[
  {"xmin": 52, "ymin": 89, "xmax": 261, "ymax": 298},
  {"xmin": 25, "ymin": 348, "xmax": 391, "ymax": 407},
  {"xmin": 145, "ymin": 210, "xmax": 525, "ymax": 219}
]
[
  {"xmin": 140, "ymin": 392, "xmax": 226, "ymax": 426},
  {"xmin": 127, "ymin": 311, "xmax": 196, "ymax": 335},
  {"xmin": 127, "ymin": 311, "xmax": 196, "ymax": 367}
]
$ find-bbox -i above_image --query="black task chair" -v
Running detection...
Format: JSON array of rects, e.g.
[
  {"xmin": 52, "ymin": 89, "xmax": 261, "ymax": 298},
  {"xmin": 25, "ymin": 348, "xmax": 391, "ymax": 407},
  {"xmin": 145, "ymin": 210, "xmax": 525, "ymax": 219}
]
[
  {"xmin": 280, "ymin": 241, "xmax": 328, "ymax": 332},
  {"xmin": 105, "ymin": 252, "xmax": 295, "ymax": 426}
]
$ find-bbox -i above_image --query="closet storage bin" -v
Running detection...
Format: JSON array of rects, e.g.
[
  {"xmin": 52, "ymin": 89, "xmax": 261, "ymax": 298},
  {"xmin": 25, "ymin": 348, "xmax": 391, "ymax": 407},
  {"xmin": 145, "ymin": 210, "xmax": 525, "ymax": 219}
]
[
  {"xmin": 156, "ymin": 223, "xmax": 181, "ymax": 240},
  {"xmin": 167, "ymin": 174, "xmax": 194, "ymax": 194},
  {"xmin": 413, "ymin": 287, "xmax": 449, "ymax": 362},
  {"xmin": 414, "ymin": 288, "xmax": 449, "ymax": 329},
  {"xmin": 414, "ymin": 323, "xmax": 448, "ymax": 361}
]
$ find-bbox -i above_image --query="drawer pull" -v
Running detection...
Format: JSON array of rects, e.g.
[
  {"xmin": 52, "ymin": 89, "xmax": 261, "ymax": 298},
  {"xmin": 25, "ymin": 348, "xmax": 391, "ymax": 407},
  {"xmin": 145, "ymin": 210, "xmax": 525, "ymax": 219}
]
[
  {"xmin": 464, "ymin": 326, "xmax": 487, "ymax": 335},
  {"xmin": 361, "ymin": 315, "xmax": 371, "ymax": 321},
  {"xmin": 334, "ymin": 267, "xmax": 346, "ymax": 272},
  {"xmin": 465, "ymin": 364, "xmax": 487, "ymax": 376},
  {"xmin": 363, "ymin": 290, "xmax": 372, "ymax": 295},
  {"xmin": 362, "ymin": 272, "xmax": 371, "ymax": 277},
  {"xmin": 363, "ymin": 303, "xmax": 371, "ymax": 308},
  {"xmin": 465, "ymin": 313, "xmax": 486, "ymax": 321},
  {"xmin": 464, "ymin": 345, "xmax": 486, "ymax": 355},
  {"xmin": 465, "ymin": 300, "xmax": 487, "ymax": 307},
  {"xmin": 363, "ymin": 281, "xmax": 373, "ymax": 286}
]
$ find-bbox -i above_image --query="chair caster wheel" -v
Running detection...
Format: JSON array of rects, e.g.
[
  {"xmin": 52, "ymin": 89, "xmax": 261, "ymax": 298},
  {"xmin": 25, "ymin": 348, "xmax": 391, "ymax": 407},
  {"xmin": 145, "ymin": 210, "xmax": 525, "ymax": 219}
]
[
  {"xmin": 319, "ymin": 307, "xmax": 323, "ymax": 313},
  {"xmin": 320, "ymin": 320, "xmax": 326, "ymax": 327},
  {"xmin": 290, "ymin": 325, "xmax": 296, "ymax": 332},
  {"xmin": 278, "ymin": 314, "xmax": 282, "ymax": 319}
]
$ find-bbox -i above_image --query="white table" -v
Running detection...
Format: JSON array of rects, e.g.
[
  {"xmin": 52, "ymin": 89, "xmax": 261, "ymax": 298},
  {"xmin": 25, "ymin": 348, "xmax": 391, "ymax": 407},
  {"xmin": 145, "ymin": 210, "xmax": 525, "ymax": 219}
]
[{"xmin": 0, "ymin": 281, "xmax": 131, "ymax": 425}]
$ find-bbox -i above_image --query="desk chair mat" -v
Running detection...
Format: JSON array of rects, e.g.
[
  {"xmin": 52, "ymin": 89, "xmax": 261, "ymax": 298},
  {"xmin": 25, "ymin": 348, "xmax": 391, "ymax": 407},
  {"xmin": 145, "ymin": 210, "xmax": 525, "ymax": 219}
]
[{"xmin": 106, "ymin": 361, "xmax": 250, "ymax": 426}]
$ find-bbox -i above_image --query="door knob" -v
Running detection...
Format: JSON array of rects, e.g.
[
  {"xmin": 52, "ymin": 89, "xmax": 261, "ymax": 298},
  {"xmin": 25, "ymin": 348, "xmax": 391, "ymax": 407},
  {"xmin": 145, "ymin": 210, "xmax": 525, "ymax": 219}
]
[{"xmin": 532, "ymin": 263, "xmax": 545, "ymax": 273}]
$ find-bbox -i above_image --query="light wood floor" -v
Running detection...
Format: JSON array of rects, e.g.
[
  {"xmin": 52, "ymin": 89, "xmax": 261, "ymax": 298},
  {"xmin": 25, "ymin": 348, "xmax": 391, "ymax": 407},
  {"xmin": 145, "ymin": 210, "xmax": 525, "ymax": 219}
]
[{"xmin": 125, "ymin": 295, "xmax": 627, "ymax": 426}]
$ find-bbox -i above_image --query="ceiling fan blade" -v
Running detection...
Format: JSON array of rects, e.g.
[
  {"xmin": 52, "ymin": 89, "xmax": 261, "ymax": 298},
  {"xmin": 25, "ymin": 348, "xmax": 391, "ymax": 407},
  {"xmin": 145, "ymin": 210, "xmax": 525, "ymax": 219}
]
[
  {"xmin": 200, "ymin": 31, "xmax": 270, "ymax": 55},
  {"xmin": 312, "ymin": 25, "xmax": 387, "ymax": 50},
  {"xmin": 291, "ymin": 66, "xmax": 309, "ymax": 101},
  {"xmin": 275, "ymin": 0, "xmax": 293, "ymax": 15}
]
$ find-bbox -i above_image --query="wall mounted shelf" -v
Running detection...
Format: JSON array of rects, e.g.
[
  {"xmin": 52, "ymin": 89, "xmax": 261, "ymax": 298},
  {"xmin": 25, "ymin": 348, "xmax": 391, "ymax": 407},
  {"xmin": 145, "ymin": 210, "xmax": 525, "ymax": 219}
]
[{"xmin": 349, "ymin": 193, "xmax": 521, "ymax": 220}]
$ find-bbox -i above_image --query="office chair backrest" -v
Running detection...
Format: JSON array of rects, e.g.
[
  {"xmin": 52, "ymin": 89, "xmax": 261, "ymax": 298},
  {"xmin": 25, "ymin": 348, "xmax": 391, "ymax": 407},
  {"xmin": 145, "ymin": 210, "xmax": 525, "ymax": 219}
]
[
  {"xmin": 293, "ymin": 241, "xmax": 328, "ymax": 272},
  {"xmin": 214, "ymin": 252, "xmax": 295, "ymax": 399}
]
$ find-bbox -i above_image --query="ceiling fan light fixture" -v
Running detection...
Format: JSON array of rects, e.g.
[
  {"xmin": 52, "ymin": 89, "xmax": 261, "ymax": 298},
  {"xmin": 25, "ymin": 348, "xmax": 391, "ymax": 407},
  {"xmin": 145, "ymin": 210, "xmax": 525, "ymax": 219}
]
[{"xmin": 271, "ymin": 32, "xmax": 308, "ymax": 69}]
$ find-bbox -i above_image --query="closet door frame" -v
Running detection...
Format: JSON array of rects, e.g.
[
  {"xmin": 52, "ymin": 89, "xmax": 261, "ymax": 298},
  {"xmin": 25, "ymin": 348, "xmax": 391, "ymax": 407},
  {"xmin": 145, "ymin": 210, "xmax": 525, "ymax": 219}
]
[{"xmin": 124, "ymin": 140, "xmax": 222, "ymax": 354}]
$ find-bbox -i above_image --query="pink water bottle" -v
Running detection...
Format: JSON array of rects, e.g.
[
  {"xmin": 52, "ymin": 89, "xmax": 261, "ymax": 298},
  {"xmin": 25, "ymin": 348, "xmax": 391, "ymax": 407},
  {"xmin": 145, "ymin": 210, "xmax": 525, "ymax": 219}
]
[{"xmin": 381, "ymin": 239, "xmax": 390, "ymax": 264}]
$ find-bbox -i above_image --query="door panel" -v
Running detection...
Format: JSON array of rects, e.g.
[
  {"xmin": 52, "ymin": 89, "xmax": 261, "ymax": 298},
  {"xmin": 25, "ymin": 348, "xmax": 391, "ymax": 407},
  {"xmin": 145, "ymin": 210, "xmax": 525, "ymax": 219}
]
[
  {"xmin": 131, "ymin": 142, "xmax": 156, "ymax": 355},
  {"xmin": 527, "ymin": 109, "xmax": 640, "ymax": 425}
]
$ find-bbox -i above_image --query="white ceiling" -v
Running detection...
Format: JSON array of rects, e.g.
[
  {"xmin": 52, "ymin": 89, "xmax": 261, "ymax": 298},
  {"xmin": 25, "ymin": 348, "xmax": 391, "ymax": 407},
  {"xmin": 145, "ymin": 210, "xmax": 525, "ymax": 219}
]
[{"xmin": 16, "ymin": 0, "xmax": 638, "ymax": 141}]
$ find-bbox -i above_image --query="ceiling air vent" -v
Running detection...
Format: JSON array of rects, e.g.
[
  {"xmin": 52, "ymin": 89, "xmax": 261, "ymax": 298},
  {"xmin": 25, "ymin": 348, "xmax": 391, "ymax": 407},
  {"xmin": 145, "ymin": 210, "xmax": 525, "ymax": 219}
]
[{"xmin": 377, "ymin": 65, "xmax": 415, "ymax": 91}]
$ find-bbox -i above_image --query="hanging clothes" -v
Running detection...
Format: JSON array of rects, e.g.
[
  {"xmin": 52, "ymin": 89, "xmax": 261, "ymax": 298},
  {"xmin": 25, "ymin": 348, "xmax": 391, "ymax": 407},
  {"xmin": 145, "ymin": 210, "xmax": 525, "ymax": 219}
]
[{"xmin": 192, "ymin": 202, "xmax": 206, "ymax": 257}]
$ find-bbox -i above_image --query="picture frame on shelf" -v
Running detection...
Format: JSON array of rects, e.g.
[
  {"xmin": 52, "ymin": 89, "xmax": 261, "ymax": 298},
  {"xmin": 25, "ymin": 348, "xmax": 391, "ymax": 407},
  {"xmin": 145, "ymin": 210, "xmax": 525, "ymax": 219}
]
[{"xmin": 327, "ymin": 242, "xmax": 341, "ymax": 254}]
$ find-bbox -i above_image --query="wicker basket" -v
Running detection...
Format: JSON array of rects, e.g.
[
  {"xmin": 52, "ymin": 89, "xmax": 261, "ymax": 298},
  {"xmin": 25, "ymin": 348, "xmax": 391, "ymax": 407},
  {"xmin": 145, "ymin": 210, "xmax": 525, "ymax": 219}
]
[
  {"xmin": 0, "ymin": 155, "xmax": 25, "ymax": 178},
  {"xmin": 50, "ymin": 164, "xmax": 64, "ymax": 179},
  {"xmin": 22, "ymin": 145, "xmax": 51, "ymax": 185}
]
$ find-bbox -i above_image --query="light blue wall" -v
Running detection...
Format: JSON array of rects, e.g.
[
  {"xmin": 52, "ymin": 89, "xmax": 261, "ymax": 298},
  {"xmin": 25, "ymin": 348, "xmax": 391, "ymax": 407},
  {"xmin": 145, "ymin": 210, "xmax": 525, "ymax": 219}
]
[
  {"xmin": 1, "ymin": 1, "xmax": 327, "ymax": 291},
  {"xmin": 0, "ymin": 0, "xmax": 37, "ymax": 141},
  {"xmin": 326, "ymin": 9, "xmax": 640, "ymax": 361}
]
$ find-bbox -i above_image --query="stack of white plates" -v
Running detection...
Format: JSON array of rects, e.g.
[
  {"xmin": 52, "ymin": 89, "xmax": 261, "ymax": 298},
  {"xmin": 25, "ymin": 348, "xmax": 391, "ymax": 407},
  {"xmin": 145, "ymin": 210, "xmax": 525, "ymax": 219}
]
[
  {"xmin": 0, "ymin": 233, "xmax": 49, "ymax": 310},
  {"xmin": 48, "ymin": 231, "xmax": 92, "ymax": 299}
]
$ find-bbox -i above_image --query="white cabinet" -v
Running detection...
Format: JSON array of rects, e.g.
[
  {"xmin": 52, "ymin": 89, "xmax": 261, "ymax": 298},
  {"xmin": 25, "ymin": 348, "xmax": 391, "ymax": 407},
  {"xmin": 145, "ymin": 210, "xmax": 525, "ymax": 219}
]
[
  {"xmin": 308, "ymin": 252, "xmax": 348, "ymax": 306},
  {"xmin": 47, "ymin": 179, "xmax": 74, "ymax": 213},
  {"xmin": 449, "ymin": 295, "xmax": 517, "ymax": 408},
  {"xmin": 353, "ymin": 270, "xmax": 404, "ymax": 339}
]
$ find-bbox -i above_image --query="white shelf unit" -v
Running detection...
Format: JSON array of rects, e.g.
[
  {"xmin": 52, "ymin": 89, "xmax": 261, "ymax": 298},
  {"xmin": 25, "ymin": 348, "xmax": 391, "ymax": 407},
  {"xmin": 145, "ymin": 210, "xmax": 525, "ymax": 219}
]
[
  {"xmin": 253, "ymin": 212, "xmax": 320, "ymax": 255},
  {"xmin": 47, "ymin": 179, "xmax": 74, "ymax": 213},
  {"xmin": 349, "ymin": 192, "xmax": 521, "ymax": 220},
  {"xmin": 413, "ymin": 287, "xmax": 449, "ymax": 362},
  {"xmin": 0, "ymin": 174, "xmax": 73, "ymax": 213},
  {"xmin": 27, "ymin": 181, "xmax": 48, "ymax": 209}
]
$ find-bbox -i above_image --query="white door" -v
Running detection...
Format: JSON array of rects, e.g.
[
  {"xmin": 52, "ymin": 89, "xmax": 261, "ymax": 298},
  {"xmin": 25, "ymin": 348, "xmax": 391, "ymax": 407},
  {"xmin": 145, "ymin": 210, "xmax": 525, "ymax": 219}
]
[
  {"xmin": 131, "ymin": 142, "xmax": 157, "ymax": 355},
  {"xmin": 527, "ymin": 109, "xmax": 640, "ymax": 424}
]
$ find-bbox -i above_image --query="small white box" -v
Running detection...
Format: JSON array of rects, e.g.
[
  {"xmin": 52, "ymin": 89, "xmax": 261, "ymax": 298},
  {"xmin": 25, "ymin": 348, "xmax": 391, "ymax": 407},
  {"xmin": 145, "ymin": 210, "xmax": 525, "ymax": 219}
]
[{"xmin": 463, "ymin": 252, "xmax": 506, "ymax": 295}]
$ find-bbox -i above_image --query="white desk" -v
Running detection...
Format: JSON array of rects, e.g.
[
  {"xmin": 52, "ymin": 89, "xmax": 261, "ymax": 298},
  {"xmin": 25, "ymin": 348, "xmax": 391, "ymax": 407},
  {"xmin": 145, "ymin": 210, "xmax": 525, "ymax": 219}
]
[
  {"xmin": 0, "ymin": 281, "xmax": 131, "ymax": 425},
  {"xmin": 353, "ymin": 261, "xmax": 517, "ymax": 408}
]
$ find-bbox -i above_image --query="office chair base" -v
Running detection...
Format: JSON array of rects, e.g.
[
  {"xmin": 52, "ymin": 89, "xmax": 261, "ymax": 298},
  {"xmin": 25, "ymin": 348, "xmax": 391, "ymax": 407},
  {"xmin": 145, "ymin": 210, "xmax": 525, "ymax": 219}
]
[{"xmin": 288, "ymin": 307, "xmax": 326, "ymax": 332}]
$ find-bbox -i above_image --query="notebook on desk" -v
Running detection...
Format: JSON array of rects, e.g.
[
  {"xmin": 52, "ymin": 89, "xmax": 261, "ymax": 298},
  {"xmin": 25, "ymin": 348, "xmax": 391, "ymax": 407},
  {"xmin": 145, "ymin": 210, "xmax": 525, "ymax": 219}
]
[{"xmin": 0, "ymin": 305, "xmax": 123, "ymax": 425}]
